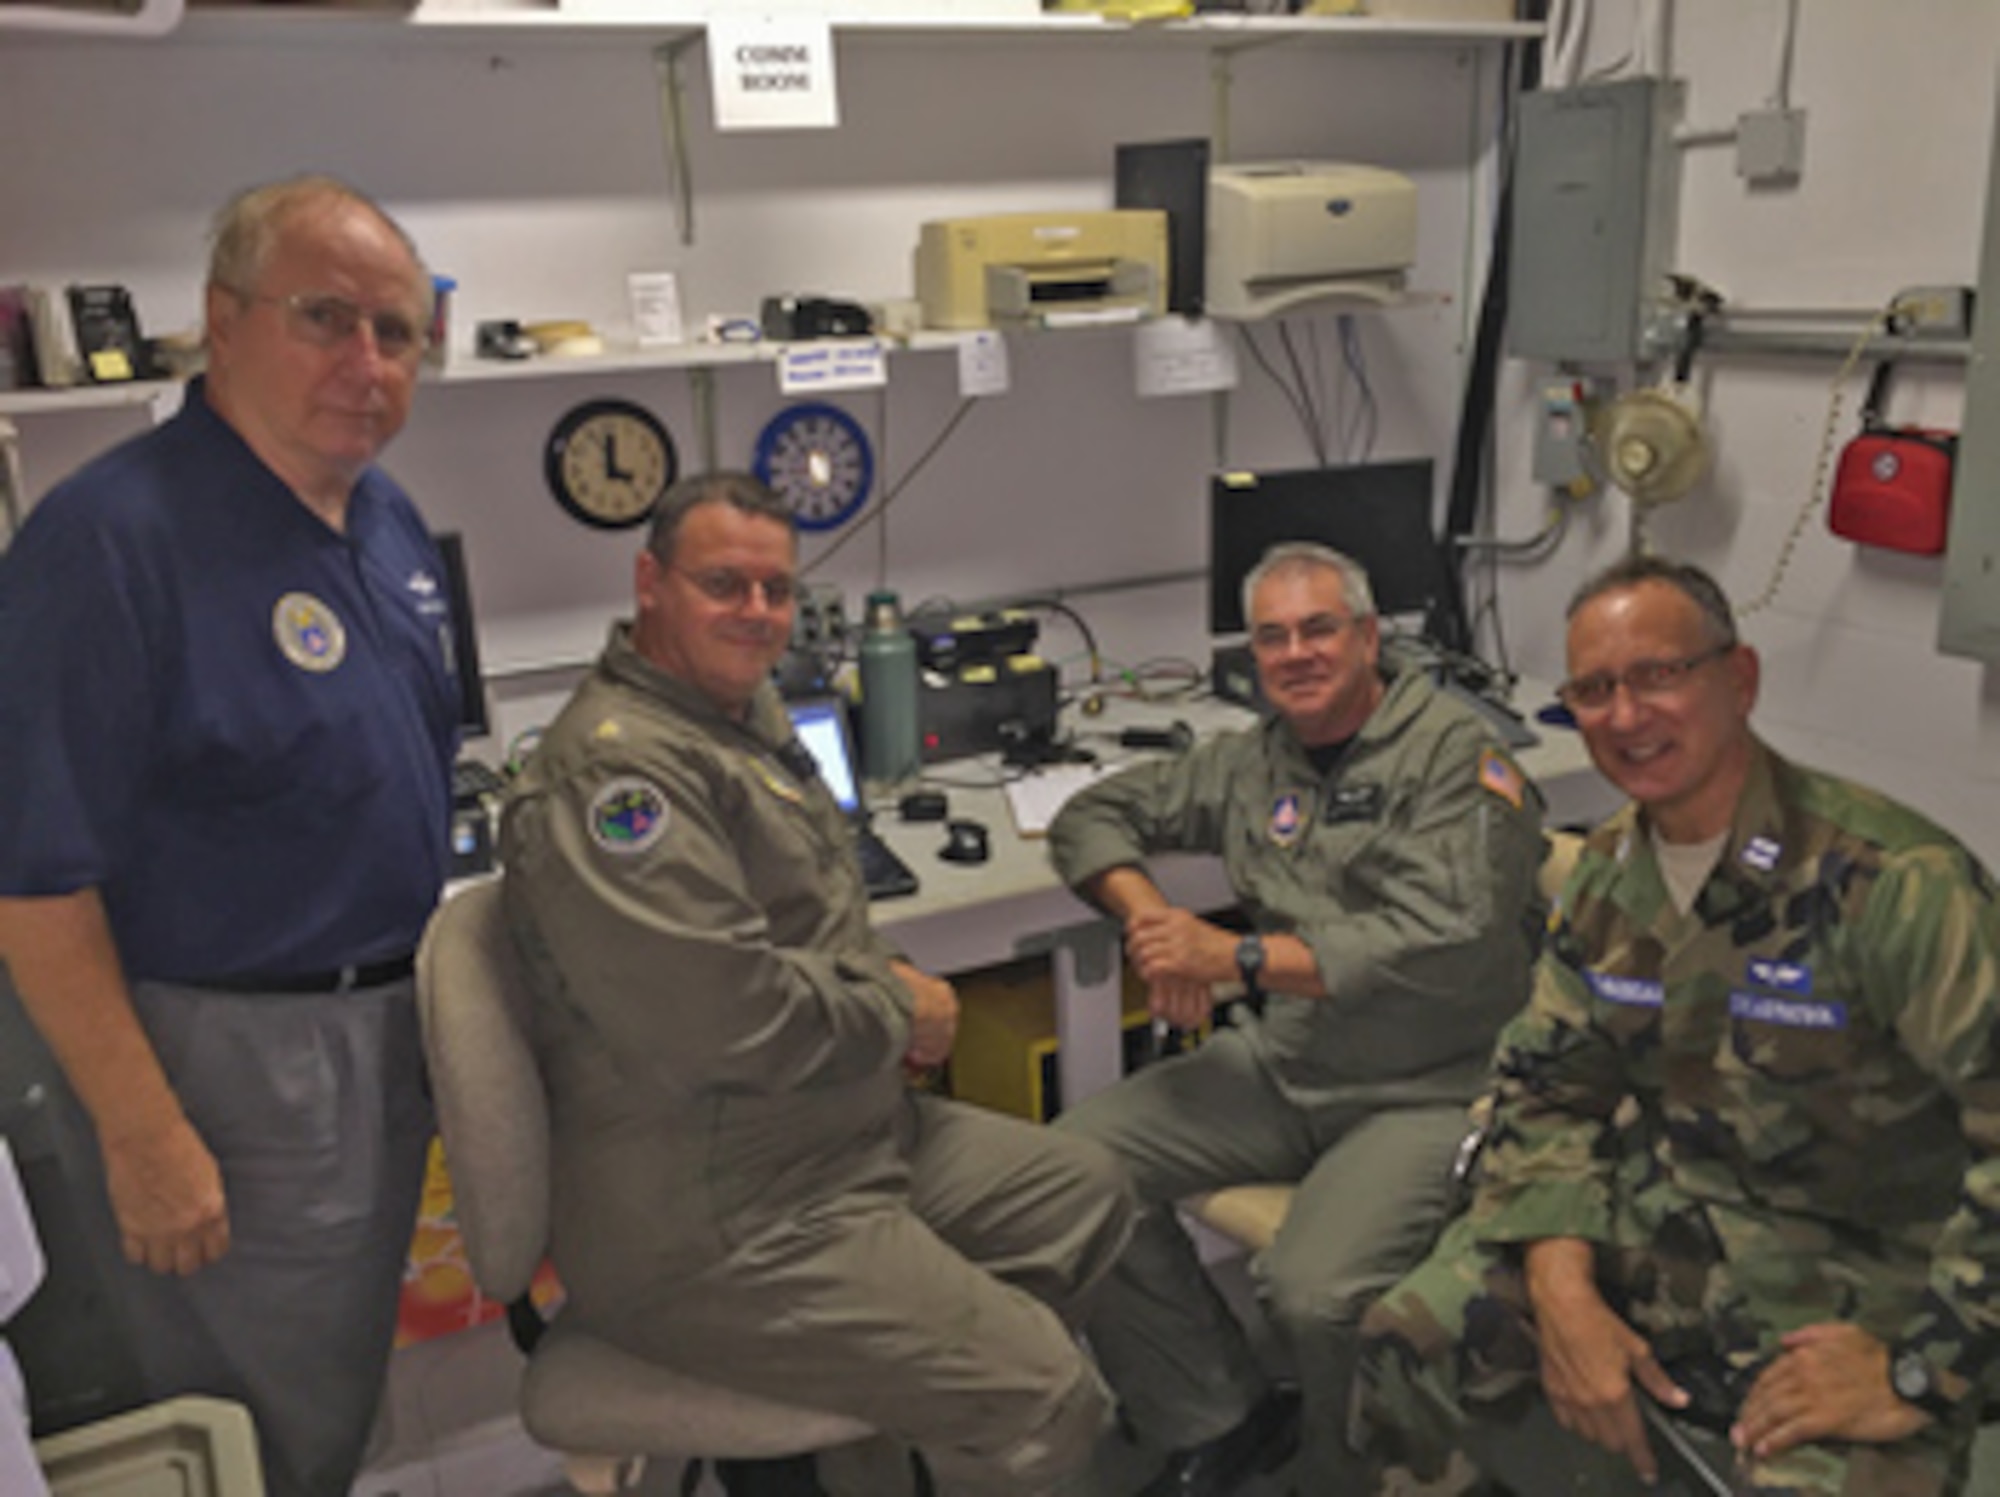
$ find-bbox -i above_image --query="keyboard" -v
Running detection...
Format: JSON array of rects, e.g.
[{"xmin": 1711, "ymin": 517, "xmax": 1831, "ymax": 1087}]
[
  {"xmin": 856, "ymin": 826, "xmax": 919, "ymax": 901},
  {"xmin": 452, "ymin": 758, "xmax": 507, "ymax": 805}
]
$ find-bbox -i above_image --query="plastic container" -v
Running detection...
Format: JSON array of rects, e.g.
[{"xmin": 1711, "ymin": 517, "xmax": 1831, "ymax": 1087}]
[{"xmin": 858, "ymin": 589, "xmax": 920, "ymax": 784}]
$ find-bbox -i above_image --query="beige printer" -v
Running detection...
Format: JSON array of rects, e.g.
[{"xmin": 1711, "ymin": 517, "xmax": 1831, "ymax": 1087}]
[
  {"xmin": 915, "ymin": 210, "xmax": 1169, "ymax": 330},
  {"xmin": 1206, "ymin": 162, "xmax": 1417, "ymax": 320}
]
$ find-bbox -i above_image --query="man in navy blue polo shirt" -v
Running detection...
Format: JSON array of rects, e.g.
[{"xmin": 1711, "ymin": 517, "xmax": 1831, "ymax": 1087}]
[{"xmin": 0, "ymin": 175, "xmax": 453, "ymax": 1497}]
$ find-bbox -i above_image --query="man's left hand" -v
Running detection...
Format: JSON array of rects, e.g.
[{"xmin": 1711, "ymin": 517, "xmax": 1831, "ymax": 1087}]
[
  {"xmin": 1733, "ymin": 1323, "xmax": 1930, "ymax": 1459},
  {"xmin": 891, "ymin": 961, "xmax": 959, "ymax": 1068},
  {"xmin": 1122, "ymin": 907, "xmax": 1233, "ymax": 988}
]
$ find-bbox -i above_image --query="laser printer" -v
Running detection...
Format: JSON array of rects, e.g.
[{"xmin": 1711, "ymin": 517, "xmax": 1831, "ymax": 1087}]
[
  {"xmin": 1206, "ymin": 162, "xmax": 1417, "ymax": 320},
  {"xmin": 914, "ymin": 210, "xmax": 1169, "ymax": 330}
]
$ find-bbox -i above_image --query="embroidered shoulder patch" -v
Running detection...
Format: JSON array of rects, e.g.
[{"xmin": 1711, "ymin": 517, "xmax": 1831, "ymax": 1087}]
[
  {"xmin": 588, "ymin": 777, "xmax": 669, "ymax": 855},
  {"xmin": 1478, "ymin": 748, "xmax": 1525, "ymax": 809}
]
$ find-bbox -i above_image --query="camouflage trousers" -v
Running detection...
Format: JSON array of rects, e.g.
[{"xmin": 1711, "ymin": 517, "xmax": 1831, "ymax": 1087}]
[{"xmin": 1350, "ymin": 1208, "xmax": 1972, "ymax": 1497}]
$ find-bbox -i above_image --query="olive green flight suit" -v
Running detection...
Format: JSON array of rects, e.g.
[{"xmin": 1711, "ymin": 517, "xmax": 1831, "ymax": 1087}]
[
  {"xmin": 500, "ymin": 626, "xmax": 1134, "ymax": 1496},
  {"xmin": 1356, "ymin": 741, "xmax": 2000, "ymax": 1496},
  {"xmin": 1048, "ymin": 665, "xmax": 1547, "ymax": 1491}
]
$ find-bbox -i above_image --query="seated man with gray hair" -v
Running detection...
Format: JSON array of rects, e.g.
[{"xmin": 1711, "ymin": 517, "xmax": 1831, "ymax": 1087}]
[{"xmin": 1048, "ymin": 541, "xmax": 1548, "ymax": 1496}]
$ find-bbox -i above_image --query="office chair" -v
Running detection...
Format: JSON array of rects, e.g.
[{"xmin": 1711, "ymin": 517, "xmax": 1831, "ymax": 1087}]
[{"xmin": 415, "ymin": 880, "xmax": 870, "ymax": 1496}]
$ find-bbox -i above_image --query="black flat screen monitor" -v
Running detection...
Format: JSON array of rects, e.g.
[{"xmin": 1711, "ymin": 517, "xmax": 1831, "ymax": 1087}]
[
  {"xmin": 1208, "ymin": 460, "xmax": 1447, "ymax": 635},
  {"xmin": 433, "ymin": 532, "xmax": 490, "ymax": 740}
]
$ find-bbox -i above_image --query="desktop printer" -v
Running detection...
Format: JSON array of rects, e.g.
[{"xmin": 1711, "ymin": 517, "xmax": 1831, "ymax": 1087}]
[
  {"xmin": 1206, "ymin": 162, "xmax": 1417, "ymax": 320},
  {"xmin": 915, "ymin": 210, "xmax": 1169, "ymax": 330}
]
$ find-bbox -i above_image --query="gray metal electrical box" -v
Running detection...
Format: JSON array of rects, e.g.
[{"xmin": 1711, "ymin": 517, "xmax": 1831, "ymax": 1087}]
[
  {"xmin": 1508, "ymin": 78, "xmax": 1684, "ymax": 364},
  {"xmin": 1938, "ymin": 89, "xmax": 2000, "ymax": 663}
]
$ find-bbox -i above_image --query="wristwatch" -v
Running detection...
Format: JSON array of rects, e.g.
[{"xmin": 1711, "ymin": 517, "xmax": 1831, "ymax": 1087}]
[
  {"xmin": 1236, "ymin": 933, "xmax": 1267, "ymax": 1001},
  {"xmin": 1890, "ymin": 1347, "xmax": 1956, "ymax": 1420}
]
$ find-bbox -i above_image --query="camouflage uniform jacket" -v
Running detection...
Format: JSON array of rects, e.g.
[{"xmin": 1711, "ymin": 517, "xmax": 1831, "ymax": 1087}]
[
  {"xmin": 1475, "ymin": 738, "xmax": 2000, "ymax": 1407},
  {"xmin": 1048, "ymin": 665, "xmax": 1547, "ymax": 1104},
  {"xmin": 499, "ymin": 624, "xmax": 915, "ymax": 1316}
]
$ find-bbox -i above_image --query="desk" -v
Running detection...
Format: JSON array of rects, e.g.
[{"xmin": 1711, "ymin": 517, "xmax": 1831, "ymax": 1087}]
[{"xmin": 871, "ymin": 684, "xmax": 1612, "ymax": 1115}]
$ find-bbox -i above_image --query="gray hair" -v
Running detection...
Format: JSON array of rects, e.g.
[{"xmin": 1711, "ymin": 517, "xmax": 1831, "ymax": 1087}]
[
  {"xmin": 1566, "ymin": 555, "xmax": 1738, "ymax": 648},
  {"xmin": 646, "ymin": 471, "xmax": 796, "ymax": 566},
  {"xmin": 208, "ymin": 174, "xmax": 432, "ymax": 320},
  {"xmin": 1242, "ymin": 541, "xmax": 1376, "ymax": 624}
]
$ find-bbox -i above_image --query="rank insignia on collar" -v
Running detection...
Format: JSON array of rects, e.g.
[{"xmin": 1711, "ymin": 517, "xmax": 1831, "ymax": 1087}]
[
  {"xmin": 589, "ymin": 777, "xmax": 669, "ymax": 855},
  {"xmin": 272, "ymin": 592, "xmax": 346, "ymax": 674},
  {"xmin": 1741, "ymin": 835, "xmax": 1781, "ymax": 872},
  {"xmin": 751, "ymin": 759, "xmax": 805, "ymax": 805},
  {"xmin": 1269, "ymin": 792, "xmax": 1307, "ymax": 847}
]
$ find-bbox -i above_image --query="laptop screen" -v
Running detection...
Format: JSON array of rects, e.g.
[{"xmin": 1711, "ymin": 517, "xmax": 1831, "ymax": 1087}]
[{"xmin": 784, "ymin": 697, "xmax": 861, "ymax": 814}]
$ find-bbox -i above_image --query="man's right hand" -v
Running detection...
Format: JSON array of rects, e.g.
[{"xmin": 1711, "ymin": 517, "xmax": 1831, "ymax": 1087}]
[
  {"xmin": 1526, "ymin": 1239, "xmax": 1687, "ymax": 1485},
  {"xmin": 101, "ymin": 1116, "xmax": 229, "ymax": 1277}
]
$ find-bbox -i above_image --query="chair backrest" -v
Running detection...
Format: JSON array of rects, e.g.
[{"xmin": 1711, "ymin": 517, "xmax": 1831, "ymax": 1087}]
[{"xmin": 415, "ymin": 879, "xmax": 550, "ymax": 1303}]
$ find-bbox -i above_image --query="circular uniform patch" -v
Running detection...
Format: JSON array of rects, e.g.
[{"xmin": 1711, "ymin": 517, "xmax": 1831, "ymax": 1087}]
[
  {"xmin": 272, "ymin": 592, "xmax": 347, "ymax": 673},
  {"xmin": 589, "ymin": 777, "xmax": 670, "ymax": 855}
]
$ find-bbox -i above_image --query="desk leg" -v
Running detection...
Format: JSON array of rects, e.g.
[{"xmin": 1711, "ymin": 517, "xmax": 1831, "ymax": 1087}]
[{"xmin": 1047, "ymin": 922, "xmax": 1125, "ymax": 1117}]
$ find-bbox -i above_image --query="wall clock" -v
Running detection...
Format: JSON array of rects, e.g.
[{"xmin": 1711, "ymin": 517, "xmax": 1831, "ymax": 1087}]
[
  {"xmin": 753, "ymin": 402, "xmax": 874, "ymax": 533},
  {"xmin": 544, "ymin": 398, "xmax": 677, "ymax": 530}
]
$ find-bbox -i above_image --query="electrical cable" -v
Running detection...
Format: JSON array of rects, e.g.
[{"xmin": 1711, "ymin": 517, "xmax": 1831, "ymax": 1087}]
[
  {"xmin": 1336, "ymin": 314, "xmax": 1379, "ymax": 462},
  {"xmin": 1276, "ymin": 322, "xmax": 1331, "ymax": 466},
  {"xmin": 801, "ymin": 396, "xmax": 978, "ymax": 576},
  {"xmin": 1008, "ymin": 596, "xmax": 1103, "ymax": 687},
  {"xmin": 1737, "ymin": 304, "xmax": 1894, "ymax": 619},
  {"xmin": 1237, "ymin": 325, "xmax": 1327, "ymax": 467}
]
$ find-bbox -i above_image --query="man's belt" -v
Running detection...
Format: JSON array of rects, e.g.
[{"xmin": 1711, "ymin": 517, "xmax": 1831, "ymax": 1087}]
[{"xmin": 195, "ymin": 954, "xmax": 417, "ymax": 995}]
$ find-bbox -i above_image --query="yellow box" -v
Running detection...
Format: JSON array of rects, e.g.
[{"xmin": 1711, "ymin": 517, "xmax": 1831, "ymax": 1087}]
[{"xmin": 949, "ymin": 958, "xmax": 1201, "ymax": 1122}]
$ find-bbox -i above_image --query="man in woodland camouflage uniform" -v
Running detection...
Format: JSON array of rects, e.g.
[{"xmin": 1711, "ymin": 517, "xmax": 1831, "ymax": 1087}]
[{"xmin": 1353, "ymin": 556, "xmax": 2000, "ymax": 1497}]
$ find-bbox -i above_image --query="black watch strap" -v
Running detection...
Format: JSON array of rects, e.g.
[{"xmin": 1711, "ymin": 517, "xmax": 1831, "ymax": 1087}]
[
  {"xmin": 1236, "ymin": 933, "xmax": 1266, "ymax": 999},
  {"xmin": 1890, "ymin": 1347, "xmax": 1958, "ymax": 1421}
]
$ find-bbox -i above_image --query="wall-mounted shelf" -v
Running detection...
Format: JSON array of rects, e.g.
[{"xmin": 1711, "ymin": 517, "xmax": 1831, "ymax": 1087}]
[{"xmin": 10, "ymin": 4, "xmax": 1538, "ymax": 50}]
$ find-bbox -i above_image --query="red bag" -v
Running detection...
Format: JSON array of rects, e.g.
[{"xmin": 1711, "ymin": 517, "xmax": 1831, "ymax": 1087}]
[{"xmin": 1828, "ymin": 363, "xmax": 1956, "ymax": 556}]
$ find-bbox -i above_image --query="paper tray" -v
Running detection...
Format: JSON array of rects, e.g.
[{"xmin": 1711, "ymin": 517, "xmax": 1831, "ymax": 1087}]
[{"xmin": 36, "ymin": 1395, "xmax": 263, "ymax": 1497}]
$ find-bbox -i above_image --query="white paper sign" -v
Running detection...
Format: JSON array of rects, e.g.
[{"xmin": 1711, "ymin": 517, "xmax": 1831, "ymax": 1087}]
[
  {"xmin": 778, "ymin": 339, "xmax": 889, "ymax": 395},
  {"xmin": 707, "ymin": 18, "xmax": 840, "ymax": 132},
  {"xmin": 628, "ymin": 271, "xmax": 684, "ymax": 347},
  {"xmin": 1133, "ymin": 316, "xmax": 1240, "ymax": 398},
  {"xmin": 956, "ymin": 331, "xmax": 1010, "ymax": 397}
]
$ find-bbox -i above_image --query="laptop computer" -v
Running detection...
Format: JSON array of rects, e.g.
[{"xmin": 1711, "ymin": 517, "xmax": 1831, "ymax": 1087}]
[{"xmin": 783, "ymin": 696, "xmax": 921, "ymax": 901}]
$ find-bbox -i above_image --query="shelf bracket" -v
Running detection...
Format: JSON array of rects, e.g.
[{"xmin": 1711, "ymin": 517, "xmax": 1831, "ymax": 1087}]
[
  {"xmin": 688, "ymin": 366, "xmax": 718, "ymax": 473},
  {"xmin": 654, "ymin": 35, "xmax": 701, "ymax": 248}
]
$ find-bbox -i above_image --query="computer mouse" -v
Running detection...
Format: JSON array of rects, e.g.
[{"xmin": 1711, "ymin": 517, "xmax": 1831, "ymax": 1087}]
[{"xmin": 940, "ymin": 818, "xmax": 991, "ymax": 865}]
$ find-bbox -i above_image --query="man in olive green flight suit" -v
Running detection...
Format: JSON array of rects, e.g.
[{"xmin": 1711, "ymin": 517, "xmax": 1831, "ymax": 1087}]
[
  {"xmin": 1047, "ymin": 542, "xmax": 1549, "ymax": 1497},
  {"xmin": 1354, "ymin": 556, "xmax": 2000, "ymax": 1497},
  {"xmin": 499, "ymin": 472, "xmax": 1134, "ymax": 1497}
]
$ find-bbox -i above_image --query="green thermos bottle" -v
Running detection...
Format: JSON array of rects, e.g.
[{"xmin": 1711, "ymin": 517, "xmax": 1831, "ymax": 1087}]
[{"xmin": 859, "ymin": 589, "xmax": 920, "ymax": 783}]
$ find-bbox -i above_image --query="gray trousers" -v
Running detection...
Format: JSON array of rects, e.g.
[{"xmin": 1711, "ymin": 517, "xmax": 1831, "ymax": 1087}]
[
  {"xmin": 1053, "ymin": 1027, "xmax": 1473, "ymax": 1494},
  {"xmin": 597, "ymin": 1093, "xmax": 1134, "ymax": 1497},
  {"xmin": 4, "ymin": 977, "xmax": 431, "ymax": 1497}
]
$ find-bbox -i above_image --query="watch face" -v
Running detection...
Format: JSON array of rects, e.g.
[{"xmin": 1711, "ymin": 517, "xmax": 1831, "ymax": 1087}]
[
  {"xmin": 545, "ymin": 399, "xmax": 678, "ymax": 530},
  {"xmin": 1893, "ymin": 1353, "xmax": 1934, "ymax": 1402},
  {"xmin": 753, "ymin": 402, "xmax": 873, "ymax": 533}
]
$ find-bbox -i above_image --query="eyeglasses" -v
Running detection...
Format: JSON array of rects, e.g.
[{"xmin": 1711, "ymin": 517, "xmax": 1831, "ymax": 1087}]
[
  {"xmin": 675, "ymin": 568, "xmax": 797, "ymax": 609},
  {"xmin": 243, "ymin": 291, "xmax": 428, "ymax": 364},
  {"xmin": 1557, "ymin": 643, "xmax": 1733, "ymax": 713},
  {"xmin": 1249, "ymin": 613, "xmax": 1356, "ymax": 654}
]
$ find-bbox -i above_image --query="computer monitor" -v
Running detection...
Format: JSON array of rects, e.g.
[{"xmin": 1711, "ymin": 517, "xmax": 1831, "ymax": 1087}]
[
  {"xmin": 1207, "ymin": 460, "xmax": 1450, "ymax": 636},
  {"xmin": 433, "ymin": 532, "xmax": 490, "ymax": 741}
]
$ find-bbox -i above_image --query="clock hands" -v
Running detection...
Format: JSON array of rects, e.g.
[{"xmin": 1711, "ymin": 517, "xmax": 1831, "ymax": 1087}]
[{"xmin": 603, "ymin": 431, "xmax": 634, "ymax": 483}]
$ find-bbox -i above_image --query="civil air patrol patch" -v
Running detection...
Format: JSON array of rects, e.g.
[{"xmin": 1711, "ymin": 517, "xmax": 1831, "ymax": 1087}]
[
  {"xmin": 1269, "ymin": 792, "xmax": 1307, "ymax": 847},
  {"xmin": 272, "ymin": 592, "xmax": 346, "ymax": 673},
  {"xmin": 589, "ymin": 777, "xmax": 669, "ymax": 855},
  {"xmin": 1746, "ymin": 957, "xmax": 1813, "ymax": 995},
  {"xmin": 1478, "ymin": 748, "xmax": 1525, "ymax": 809},
  {"xmin": 1741, "ymin": 835, "xmax": 1781, "ymax": 872}
]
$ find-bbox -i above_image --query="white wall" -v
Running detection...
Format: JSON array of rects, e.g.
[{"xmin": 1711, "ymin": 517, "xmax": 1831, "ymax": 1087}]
[{"xmin": 1486, "ymin": 0, "xmax": 2000, "ymax": 857}]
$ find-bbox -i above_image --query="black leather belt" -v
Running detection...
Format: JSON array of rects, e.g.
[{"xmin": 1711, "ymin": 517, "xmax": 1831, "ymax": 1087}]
[{"xmin": 197, "ymin": 953, "xmax": 416, "ymax": 995}]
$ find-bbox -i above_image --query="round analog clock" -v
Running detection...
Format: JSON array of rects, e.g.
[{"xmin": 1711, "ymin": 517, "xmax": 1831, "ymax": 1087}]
[
  {"xmin": 753, "ymin": 402, "xmax": 874, "ymax": 533},
  {"xmin": 544, "ymin": 398, "xmax": 678, "ymax": 530}
]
